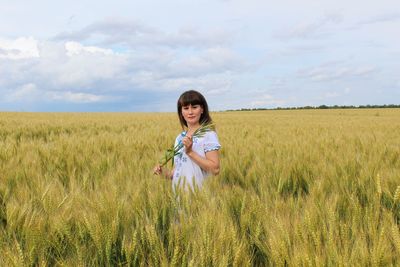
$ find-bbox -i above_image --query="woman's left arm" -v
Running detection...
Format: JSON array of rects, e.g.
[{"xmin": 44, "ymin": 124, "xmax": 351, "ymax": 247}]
[{"xmin": 186, "ymin": 149, "xmax": 220, "ymax": 175}]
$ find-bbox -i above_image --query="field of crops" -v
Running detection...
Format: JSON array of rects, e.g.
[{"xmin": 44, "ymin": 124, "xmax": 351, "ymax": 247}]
[{"xmin": 0, "ymin": 109, "xmax": 400, "ymax": 266}]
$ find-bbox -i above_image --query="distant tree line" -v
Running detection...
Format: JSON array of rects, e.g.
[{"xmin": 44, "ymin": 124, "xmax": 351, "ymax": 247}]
[{"xmin": 227, "ymin": 104, "xmax": 400, "ymax": 111}]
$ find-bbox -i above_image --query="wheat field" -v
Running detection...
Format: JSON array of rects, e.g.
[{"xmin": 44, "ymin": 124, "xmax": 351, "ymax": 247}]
[{"xmin": 0, "ymin": 109, "xmax": 399, "ymax": 266}]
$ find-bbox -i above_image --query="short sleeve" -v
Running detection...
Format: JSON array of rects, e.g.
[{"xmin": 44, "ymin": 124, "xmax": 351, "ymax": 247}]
[{"xmin": 203, "ymin": 131, "xmax": 221, "ymax": 153}]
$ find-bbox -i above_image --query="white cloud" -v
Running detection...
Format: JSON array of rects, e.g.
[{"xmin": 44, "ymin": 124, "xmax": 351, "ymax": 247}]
[
  {"xmin": 131, "ymin": 72, "xmax": 234, "ymax": 93},
  {"xmin": 319, "ymin": 87, "xmax": 352, "ymax": 100},
  {"xmin": 6, "ymin": 83, "xmax": 40, "ymax": 101},
  {"xmin": 33, "ymin": 41, "xmax": 128, "ymax": 88},
  {"xmin": 46, "ymin": 91, "xmax": 105, "ymax": 103},
  {"xmin": 54, "ymin": 18, "xmax": 234, "ymax": 49},
  {"xmin": 65, "ymin": 41, "xmax": 114, "ymax": 56},
  {"xmin": 0, "ymin": 37, "xmax": 246, "ymax": 107},
  {"xmin": 0, "ymin": 37, "xmax": 39, "ymax": 59},
  {"xmin": 207, "ymin": 87, "xmax": 230, "ymax": 95},
  {"xmin": 275, "ymin": 12, "xmax": 343, "ymax": 40},
  {"xmin": 125, "ymin": 47, "xmax": 245, "ymax": 92},
  {"xmin": 166, "ymin": 47, "xmax": 246, "ymax": 77},
  {"xmin": 250, "ymin": 94, "xmax": 286, "ymax": 108},
  {"xmin": 357, "ymin": 12, "xmax": 400, "ymax": 26},
  {"xmin": 298, "ymin": 62, "xmax": 377, "ymax": 82},
  {"xmin": 5, "ymin": 83, "xmax": 106, "ymax": 103}
]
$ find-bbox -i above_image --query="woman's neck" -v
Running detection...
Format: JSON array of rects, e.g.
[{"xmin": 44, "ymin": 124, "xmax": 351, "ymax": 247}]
[{"xmin": 187, "ymin": 123, "xmax": 200, "ymax": 134}]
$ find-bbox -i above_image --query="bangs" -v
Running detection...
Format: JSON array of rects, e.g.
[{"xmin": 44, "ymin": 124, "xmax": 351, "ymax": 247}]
[{"xmin": 179, "ymin": 92, "xmax": 203, "ymax": 107}]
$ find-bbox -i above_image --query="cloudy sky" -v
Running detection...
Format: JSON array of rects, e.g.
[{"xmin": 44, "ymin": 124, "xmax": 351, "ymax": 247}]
[{"xmin": 0, "ymin": 0, "xmax": 399, "ymax": 111}]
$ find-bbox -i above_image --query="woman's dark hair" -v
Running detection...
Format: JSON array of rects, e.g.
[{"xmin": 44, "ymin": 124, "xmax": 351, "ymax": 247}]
[{"xmin": 177, "ymin": 90, "xmax": 212, "ymax": 128}]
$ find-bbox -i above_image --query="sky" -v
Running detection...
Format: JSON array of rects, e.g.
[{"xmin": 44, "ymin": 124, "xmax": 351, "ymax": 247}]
[{"xmin": 0, "ymin": 0, "xmax": 399, "ymax": 112}]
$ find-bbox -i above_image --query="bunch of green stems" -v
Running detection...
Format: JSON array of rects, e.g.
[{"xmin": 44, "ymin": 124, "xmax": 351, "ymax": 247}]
[{"xmin": 159, "ymin": 123, "xmax": 215, "ymax": 167}]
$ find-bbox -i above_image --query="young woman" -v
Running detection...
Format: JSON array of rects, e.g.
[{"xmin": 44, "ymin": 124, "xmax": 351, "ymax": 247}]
[{"xmin": 154, "ymin": 90, "xmax": 221, "ymax": 190}]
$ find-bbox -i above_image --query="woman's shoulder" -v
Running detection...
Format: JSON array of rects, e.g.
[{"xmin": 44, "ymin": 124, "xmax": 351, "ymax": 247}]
[
  {"xmin": 202, "ymin": 130, "xmax": 220, "ymax": 144},
  {"xmin": 204, "ymin": 130, "xmax": 219, "ymax": 138}
]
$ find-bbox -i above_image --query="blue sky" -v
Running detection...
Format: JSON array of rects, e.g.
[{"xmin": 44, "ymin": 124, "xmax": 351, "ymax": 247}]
[{"xmin": 0, "ymin": 0, "xmax": 399, "ymax": 111}]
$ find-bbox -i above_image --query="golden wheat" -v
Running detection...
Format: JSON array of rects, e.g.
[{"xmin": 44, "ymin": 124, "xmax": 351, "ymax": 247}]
[{"xmin": 0, "ymin": 109, "xmax": 400, "ymax": 265}]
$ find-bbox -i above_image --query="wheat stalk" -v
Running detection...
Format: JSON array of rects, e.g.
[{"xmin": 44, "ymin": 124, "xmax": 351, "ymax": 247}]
[
  {"xmin": 376, "ymin": 174, "xmax": 382, "ymax": 196},
  {"xmin": 394, "ymin": 185, "xmax": 400, "ymax": 203}
]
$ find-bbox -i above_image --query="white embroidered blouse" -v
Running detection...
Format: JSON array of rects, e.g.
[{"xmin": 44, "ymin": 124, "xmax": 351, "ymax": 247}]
[{"xmin": 172, "ymin": 130, "xmax": 221, "ymax": 190}]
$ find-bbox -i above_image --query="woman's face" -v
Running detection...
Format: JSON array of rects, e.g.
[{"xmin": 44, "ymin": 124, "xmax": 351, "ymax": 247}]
[{"xmin": 182, "ymin": 104, "xmax": 203, "ymax": 126}]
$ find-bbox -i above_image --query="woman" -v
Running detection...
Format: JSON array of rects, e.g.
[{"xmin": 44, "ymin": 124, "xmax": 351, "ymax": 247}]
[{"xmin": 154, "ymin": 90, "xmax": 221, "ymax": 190}]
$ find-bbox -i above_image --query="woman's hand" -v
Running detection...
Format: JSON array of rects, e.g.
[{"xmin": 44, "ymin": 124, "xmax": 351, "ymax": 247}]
[
  {"xmin": 153, "ymin": 164, "xmax": 173, "ymax": 180},
  {"xmin": 153, "ymin": 164, "xmax": 163, "ymax": 175},
  {"xmin": 182, "ymin": 135, "xmax": 193, "ymax": 153}
]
